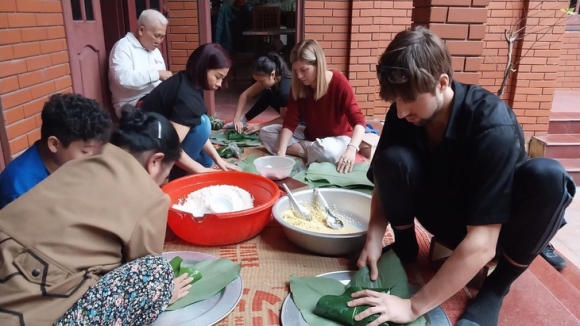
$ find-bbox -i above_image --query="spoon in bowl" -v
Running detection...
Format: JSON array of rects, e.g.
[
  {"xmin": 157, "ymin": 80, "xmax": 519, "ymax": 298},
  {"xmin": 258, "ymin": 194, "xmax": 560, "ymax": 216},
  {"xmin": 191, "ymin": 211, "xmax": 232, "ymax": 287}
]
[
  {"xmin": 313, "ymin": 188, "xmax": 344, "ymax": 230},
  {"xmin": 208, "ymin": 197, "xmax": 234, "ymax": 214},
  {"xmin": 282, "ymin": 183, "xmax": 313, "ymax": 221}
]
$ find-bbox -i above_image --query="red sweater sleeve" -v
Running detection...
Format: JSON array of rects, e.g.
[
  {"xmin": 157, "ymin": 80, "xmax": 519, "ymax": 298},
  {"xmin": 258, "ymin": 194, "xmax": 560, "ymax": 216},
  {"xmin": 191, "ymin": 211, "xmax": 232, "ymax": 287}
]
[
  {"xmin": 338, "ymin": 75, "xmax": 366, "ymax": 128},
  {"xmin": 282, "ymin": 89, "xmax": 300, "ymax": 132}
]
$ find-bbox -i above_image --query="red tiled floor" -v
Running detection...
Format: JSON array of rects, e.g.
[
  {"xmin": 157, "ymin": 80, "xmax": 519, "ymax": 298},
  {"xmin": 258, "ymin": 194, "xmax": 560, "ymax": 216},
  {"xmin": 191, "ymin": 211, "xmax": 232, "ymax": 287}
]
[
  {"xmin": 536, "ymin": 134, "xmax": 580, "ymax": 145},
  {"xmin": 552, "ymin": 90, "xmax": 580, "ymax": 113},
  {"xmin": 553, "ymin": 188, "xmax": 580, "ymax": 270},
  {"xmin": 527, "ymin": 257, "xmax": 580, "ymax": 319},
  {"xmin": 214, "ymin": 87, "xmax": 280, "ymax": 123},
  {"xmin": 499, "ymin": 269, "xmax": 580, "ymax": 325},
  {"xmin": 551, "ymin": 111, "xmax": 580, "ymax": 121}
]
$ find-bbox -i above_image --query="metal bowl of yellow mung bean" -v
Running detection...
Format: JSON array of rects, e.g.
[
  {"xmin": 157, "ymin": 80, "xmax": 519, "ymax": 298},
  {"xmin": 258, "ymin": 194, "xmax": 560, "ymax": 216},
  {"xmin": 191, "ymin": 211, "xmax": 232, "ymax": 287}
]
[{"xmin": 272, "ymin": 188, "xmax": 371, "ymax": 256}]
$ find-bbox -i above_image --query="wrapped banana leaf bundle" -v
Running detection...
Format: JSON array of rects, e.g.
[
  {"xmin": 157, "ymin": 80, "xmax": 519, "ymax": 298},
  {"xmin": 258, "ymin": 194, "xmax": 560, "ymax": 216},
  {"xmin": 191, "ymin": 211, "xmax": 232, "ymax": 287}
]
[
  {"xmin": 210, "ymin": 130, "xmax": 262, "ymax": 146},
  {"xmin": 209, "ymin": 116, "xmax": 225, "ymax": 130},
  {"xmin": 314, "ymin": 286, "xmax": 392, "ymax": 326},
  {"xmin": 289, "ymin": 249, "xmax": 428, "ymax": 326},
  {"xmin": 165, "ymin": 256, "xmax": 241, "ymax": 311},
  {"xmin": 227, "ymin": 130, "xmax": 259, "ymax": 141}
]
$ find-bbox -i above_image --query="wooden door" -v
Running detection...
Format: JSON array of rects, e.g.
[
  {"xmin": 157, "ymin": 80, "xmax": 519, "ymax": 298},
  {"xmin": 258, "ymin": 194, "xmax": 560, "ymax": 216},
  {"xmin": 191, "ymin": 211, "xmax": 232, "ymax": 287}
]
[
  {"xmin": 126, "ymin": 0, "xmax": 170, "ymax": 64},
  {"xmin": 62, "ymin": 0, "xmax": 108, "ymax": 107}
]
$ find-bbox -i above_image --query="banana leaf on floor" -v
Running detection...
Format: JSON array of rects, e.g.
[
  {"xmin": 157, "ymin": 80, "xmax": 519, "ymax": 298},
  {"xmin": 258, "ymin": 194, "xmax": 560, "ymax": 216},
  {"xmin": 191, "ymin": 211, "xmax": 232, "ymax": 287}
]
[
  {"xmin": 210, "ymin": 130, "xmax": 262, "ymax": 147},
  {"xmin": 289, "ymin": 249, "xmax": 428, "ymax": 326},
  {"xmin": 291, "ymin": 162, "xmax": 374, "ymax": 194}
]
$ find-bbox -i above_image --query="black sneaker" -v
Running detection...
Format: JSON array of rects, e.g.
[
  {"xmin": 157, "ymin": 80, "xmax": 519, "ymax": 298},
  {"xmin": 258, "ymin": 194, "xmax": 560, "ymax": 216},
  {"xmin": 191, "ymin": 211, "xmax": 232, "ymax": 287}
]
[{"xmin": 540, "ymin": 244, "xmax": 567, "ymax": 270}]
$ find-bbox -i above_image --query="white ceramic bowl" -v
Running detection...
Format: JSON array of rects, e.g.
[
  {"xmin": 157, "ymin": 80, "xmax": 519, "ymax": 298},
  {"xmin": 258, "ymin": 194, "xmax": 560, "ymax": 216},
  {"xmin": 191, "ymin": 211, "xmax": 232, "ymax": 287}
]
[
  {"xmin": 272, "ymin": 188, "xmax": 371, "ymax": 256},
  {"xmin": 254, "ymin": 156, "xmax": 295, "ymax": 180}
]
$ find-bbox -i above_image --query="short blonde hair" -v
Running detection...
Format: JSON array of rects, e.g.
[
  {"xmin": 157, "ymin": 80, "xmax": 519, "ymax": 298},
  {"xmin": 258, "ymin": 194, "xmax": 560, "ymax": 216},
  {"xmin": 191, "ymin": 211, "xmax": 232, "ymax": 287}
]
[{"xmin": 289, "ymin": 39, "xmax": 328, "ymax": 101}]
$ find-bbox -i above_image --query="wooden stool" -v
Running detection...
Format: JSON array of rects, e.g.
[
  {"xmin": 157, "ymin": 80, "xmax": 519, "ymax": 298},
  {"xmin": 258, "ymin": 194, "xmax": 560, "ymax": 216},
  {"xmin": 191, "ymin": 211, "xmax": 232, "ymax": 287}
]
[
  {"xmin": 360, "ymin": 133, "xmax": 380, "ymax": 160},
  {"xmin": 428, "ymin": 236, "xmax": 497, "ymax": 289}
]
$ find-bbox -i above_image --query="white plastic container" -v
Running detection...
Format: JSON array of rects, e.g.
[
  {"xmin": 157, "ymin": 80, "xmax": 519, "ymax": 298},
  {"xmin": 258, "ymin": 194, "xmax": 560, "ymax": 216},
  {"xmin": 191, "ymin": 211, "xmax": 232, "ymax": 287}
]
[{"xmin": 253, "ymin": 156, "xmax": 295, "ymax": 180}]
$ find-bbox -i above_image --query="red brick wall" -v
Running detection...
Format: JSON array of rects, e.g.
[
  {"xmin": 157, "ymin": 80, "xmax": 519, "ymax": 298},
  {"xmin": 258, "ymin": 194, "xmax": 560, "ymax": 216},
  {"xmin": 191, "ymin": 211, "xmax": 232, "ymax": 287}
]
[
  {"xmin": 0, "ymin": 0, "xmax": 72, "ymax": 157},
  {"xmin": 304, "ymin": 0, "xmax": 413, "ymax": 117},
  {"xmin": 351, "ymin": 1, "xmax": 413, "ymax": 118},
  {"xmin": 480, "ymin": 0, "xmax": 568, "ymax": 137},
  {"xmin": 413, "ymin": 0, "xmax": 489, "ymax": 86},
  {"xmin": 304, "ymin": 0, "xmax": 350, "ymax": 73},
  {"xmin": 556, "ymin": 31, "xmax": 580, "ymax": 90},
  {"xmin": 165, "ymin": 0, "xmax": 199, "ymax": 72},
  {"xmin": 479, "ymin": 0, "xmax": 525, "ymax": 101}
]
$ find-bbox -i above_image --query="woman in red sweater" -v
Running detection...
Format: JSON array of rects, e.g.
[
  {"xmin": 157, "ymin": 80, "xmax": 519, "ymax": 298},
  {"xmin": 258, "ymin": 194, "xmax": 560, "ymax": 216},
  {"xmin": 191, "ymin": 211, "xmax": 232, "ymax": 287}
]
[{"xmin": 259, "ymin": 39, "xmax": 366, "ymax": 173}]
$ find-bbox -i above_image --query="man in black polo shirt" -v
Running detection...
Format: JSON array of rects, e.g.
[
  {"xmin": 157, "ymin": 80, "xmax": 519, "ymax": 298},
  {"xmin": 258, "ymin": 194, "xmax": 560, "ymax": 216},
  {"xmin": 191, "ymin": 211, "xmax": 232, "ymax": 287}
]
[{"xmin": 348, "ymin": 26, "xmax": 576, "ymax": 326}]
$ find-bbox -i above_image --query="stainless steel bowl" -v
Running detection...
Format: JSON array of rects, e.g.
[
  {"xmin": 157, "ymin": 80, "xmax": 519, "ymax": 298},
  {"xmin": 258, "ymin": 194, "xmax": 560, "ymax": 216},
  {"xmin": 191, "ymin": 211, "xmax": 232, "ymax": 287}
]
[{"xmin": 272, "ymin": 188, "xmax": 371, "ymax": 256}]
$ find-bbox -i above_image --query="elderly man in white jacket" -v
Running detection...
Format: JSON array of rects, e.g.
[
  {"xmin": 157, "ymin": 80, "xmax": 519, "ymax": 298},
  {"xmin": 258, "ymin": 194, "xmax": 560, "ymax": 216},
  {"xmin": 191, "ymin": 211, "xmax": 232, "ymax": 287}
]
[{"xmin": 108, "ymin": 9, "xmax": 172, "ymax": 118}]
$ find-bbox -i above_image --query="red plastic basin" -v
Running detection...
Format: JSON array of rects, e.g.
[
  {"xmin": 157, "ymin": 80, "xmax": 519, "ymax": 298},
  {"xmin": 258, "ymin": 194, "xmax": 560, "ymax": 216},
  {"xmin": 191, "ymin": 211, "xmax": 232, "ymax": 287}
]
[{"xmin": 162, "ymin": 171, "xmax": 281, "ymax": 246}]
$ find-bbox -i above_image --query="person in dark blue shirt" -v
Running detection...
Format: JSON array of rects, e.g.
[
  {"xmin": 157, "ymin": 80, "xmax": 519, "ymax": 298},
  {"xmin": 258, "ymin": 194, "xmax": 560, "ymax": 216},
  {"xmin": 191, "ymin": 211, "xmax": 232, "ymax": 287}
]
[{"xmin": 0, "ymin": 93, "xmax": 112, "ymax": 209}]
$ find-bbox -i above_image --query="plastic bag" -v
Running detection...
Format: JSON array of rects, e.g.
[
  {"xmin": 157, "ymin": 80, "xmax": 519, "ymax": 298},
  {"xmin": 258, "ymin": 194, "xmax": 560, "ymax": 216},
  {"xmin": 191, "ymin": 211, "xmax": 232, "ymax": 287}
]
[{"xmin": 217, "ymin": 141, "xmax": 244, "ymax": 158}]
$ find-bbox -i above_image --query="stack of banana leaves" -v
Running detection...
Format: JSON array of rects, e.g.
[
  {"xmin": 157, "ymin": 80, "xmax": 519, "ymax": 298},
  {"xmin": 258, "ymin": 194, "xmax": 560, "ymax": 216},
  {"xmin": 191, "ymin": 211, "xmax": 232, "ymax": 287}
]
[{"xmin": 210, "ymin": 130, "xmax": 262, "ymax": 147}]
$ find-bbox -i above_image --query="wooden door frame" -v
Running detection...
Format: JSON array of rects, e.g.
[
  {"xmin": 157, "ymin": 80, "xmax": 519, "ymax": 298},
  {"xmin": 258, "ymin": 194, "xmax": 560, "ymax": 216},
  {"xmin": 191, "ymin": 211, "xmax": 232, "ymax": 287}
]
[
  {"xmin": 61, "ymin": 0, "xmax": 108, "ymax": 106},
  {"xmin": 198, "ymin": 0, "xmax": 305, "ymax": 116},
  {"xmin": 0, "ymin": 101, "xmax": 11, "ymax": 169}
]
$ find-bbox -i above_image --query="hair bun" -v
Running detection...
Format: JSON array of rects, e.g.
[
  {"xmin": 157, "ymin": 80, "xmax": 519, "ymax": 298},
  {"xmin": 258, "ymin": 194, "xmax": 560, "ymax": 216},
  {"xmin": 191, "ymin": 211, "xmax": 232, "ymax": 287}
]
[{"xmin": 119, "ymin": 105, "xmax": 149, "ymax": 132}]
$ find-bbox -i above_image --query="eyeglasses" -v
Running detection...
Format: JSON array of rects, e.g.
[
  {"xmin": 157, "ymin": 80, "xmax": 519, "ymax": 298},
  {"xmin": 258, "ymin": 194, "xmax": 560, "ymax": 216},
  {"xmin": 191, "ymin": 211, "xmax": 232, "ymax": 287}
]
[{"xmin": 376, "ymin": 65, "xmax": 410, "ymax": 84}]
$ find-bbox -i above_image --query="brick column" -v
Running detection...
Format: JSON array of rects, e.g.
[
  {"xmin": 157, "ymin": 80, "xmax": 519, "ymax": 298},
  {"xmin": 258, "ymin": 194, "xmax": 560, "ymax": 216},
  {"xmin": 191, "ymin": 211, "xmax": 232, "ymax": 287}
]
[
  {"xmin": 412, "ymin": 0, "xmax": 489, "ymax": 85},
  {"xmin": 347, "ymin": 0, "xmax": 413, "ymax": 118},
  {"xmin": 505, "ymin": 0, "xmax": 569, "ymax": 137},
  {"xmin": 165, "ymin": 0, "xmax": 199, "ymax": 72}
]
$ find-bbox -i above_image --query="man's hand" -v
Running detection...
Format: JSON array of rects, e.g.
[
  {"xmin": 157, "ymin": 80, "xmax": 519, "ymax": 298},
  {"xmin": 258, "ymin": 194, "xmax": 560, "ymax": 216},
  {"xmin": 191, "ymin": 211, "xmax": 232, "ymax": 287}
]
[
  {"xmin": 169, "ymin": 273, "xmax": 193, "ymax": 304},
  {"xmin": 158, "ymin": 70, "xmax": 173, "ymax": 81},
  {"xmin": 357, "ymin": 238, "xmax": 384, "ymax": 281},
  {"xmin": 348, "ymin": 290, "xmax": 417, "ymax": 326}
]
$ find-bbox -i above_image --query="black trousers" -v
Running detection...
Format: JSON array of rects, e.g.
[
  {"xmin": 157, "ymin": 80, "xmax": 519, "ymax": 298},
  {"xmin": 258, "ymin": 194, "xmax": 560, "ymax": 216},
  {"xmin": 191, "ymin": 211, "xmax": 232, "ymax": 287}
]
[
  {"xmin": 373, "ymin": 146, "xmax": 576, "ymax": 265},
  {"xmin": 244, "ymin": 89, "xmax": 282, "ymax": 121}
]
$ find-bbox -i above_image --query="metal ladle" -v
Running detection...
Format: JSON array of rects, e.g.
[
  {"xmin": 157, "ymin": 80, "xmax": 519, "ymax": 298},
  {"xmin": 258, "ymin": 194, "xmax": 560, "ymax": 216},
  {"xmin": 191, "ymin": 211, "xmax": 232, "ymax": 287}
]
[
  {"xmin": 313, "ymin": 188, "xmax": 344, "ymax": 230},
  {"xmin": 282, "ymin": 183, "xmax": 313, "ymax": 221}
]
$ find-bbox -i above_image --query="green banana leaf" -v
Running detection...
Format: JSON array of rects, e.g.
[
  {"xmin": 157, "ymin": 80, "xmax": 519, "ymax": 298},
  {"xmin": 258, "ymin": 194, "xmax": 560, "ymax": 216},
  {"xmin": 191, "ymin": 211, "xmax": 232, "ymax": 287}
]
[
  {"xmin": 169, "ymin": 256, "xmax": 203, "ymax": 285},
  {"xmin": 314, "ymin": 286, "xmax": 391, "ymax": 326},
  {"xmin": 210, "ymin": 130, "xmax": 262, "ymax": 147},
  {"xmin": 169, "ymin": 256, "xmax": 183, "ymax": 275},
  {"xmin": 305, "ymin": 162, "xmax": 374, "ymax": 188},
  {"xmin": 227, "ymin": 130, "xmax": 259, "ymax": 141},
  {"xmin": 290, "ymin": 276, "xmax": 345, "ymax": 326},
  {"xmin": 166, "ymin": 258, "xmax": 241, "ymax": 311},
  {"xmin": 178, "ymin": 266, "xmax": 203, "ymax": 283},
  {"xmin": 289, "ymin": 249, "xmax": 428, "ymax": 326}
]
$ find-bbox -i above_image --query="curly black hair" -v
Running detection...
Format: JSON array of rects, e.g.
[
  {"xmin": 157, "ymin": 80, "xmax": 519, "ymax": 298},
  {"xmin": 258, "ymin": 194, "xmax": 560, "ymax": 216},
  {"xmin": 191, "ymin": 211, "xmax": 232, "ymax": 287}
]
[{"xmin": 40, "ymin": 93, "xmax": 112, "ymax": 147}]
